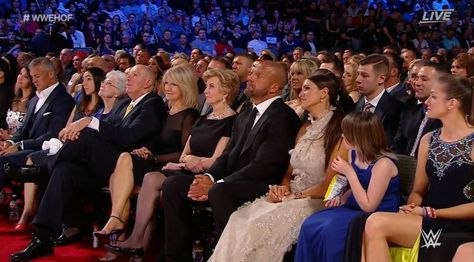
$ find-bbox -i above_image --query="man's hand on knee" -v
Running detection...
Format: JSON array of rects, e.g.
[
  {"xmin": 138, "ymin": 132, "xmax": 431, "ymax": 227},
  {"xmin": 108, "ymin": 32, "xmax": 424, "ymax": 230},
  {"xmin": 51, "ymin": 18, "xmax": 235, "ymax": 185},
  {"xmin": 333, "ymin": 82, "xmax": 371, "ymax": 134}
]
[{"xmin": 187, "ymin": 175, "xmax": 214, "ymax": 201}]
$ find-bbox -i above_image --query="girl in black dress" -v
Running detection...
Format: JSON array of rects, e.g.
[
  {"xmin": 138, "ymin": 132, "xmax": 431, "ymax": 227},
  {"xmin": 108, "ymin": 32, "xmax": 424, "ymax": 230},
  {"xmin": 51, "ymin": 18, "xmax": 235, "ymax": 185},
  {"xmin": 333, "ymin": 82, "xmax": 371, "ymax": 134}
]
[{"xmin": 104, "ymin": 68, "xmax": 240, "ymax": 259}]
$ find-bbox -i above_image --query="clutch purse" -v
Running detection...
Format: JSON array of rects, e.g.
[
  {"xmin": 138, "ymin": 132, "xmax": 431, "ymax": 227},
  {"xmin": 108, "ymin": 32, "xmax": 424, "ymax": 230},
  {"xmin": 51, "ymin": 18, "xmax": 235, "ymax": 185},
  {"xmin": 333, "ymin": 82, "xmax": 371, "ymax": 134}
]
[{"xmin": 324, "ymin": 174, "xmax": 349, "ymax": 201}]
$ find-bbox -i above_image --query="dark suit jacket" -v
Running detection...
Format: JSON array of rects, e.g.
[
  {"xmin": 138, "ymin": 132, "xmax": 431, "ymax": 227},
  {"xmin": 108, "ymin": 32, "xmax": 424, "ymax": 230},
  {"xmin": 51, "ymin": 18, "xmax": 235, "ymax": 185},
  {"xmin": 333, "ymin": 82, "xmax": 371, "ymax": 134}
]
[
  {"xmin": 391, "ymin": 103, "xmax": 442, "ymax": 156},
  {"xmin": 11, "ymin": 83, "xmax": 74, "ymax": 150},
  {"xmin": 98, "ymin": 92, "xmax": 167, "ymax": 151},
  {"xmin": 356, "ymin": 91, "xmax": 403, "ymax": 144},
  {"xmin": 389, "ymin": 82, "xmax": 416, "ymax": 107},
  {"xmin": 299, "ymin": 40, "xmax": 317, "ymax": 53},
  {"xmin": 207, "ymin": 98, "xmax": 301, "ymax": 185}
]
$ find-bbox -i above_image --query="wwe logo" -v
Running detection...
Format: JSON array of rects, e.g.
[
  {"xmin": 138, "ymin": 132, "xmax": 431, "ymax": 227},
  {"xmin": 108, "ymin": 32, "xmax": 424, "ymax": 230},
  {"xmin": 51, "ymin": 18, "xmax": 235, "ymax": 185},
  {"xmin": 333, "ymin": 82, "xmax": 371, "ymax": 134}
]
[{"xmin": 421, "ymin": 229, "xmax": 442, "ymax": 248}]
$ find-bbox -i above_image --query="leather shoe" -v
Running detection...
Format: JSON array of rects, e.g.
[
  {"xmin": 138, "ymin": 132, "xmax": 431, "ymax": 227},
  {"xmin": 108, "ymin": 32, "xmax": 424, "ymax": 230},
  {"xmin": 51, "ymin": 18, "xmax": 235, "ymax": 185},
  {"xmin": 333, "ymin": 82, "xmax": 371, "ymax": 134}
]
[
  {"xmin": 10, "ymin": 223, "xmax": 31, "ymax": 233},
  {"xmin": 105, "ymin": 244, "xmax": 144, "ymax": 258},
  {"xmin": 4, "ymin": 163, "xmax": 48, "ymax": 183},
  {"xmin": 54, "ymin": 233, "xmax": 82, "ymax": 246},
  {"xmin": 9, "ymin": 236, "xmax": 54, "ymax": 261}
]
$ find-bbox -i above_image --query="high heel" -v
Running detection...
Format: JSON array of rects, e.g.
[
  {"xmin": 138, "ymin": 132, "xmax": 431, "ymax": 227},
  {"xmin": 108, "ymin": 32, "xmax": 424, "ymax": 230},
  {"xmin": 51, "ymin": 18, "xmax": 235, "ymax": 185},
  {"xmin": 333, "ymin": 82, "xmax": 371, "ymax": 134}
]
[
  {"xmin": 93, "ymin": 216, "xmax": 125, "ymax": 244},
  {"xmin": 105, "ymin": 244, "xmax": 144, "ymax": 258}
]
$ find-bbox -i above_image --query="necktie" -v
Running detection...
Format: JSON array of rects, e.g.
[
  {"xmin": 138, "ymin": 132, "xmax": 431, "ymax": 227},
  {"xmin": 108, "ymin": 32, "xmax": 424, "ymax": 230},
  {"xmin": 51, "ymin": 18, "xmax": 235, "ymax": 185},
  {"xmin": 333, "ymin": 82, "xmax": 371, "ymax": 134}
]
[
  {"xmin": 410, "ymin": 113, "xmax": 429, "ymax": 157},
  {"xmin": 245, "ymin": 107, "xmax": 258, "ymax": 135},
  {"xmin": 363, "ymin": 102, "xmax": 374, "ymax": 113},
  {"xmin": 123, "ymin": 103, "xmax": 134, "ymax": 119}
]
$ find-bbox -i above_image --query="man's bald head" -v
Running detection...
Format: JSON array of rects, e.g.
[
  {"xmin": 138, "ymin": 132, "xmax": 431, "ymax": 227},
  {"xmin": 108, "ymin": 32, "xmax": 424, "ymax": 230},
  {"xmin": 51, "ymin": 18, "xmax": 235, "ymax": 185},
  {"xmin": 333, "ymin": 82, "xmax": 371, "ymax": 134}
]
[
  {"xmin": 260, "ymin": 61, "xmax": 287, "ymax": 90},
  {"xmin": 126, "ymin": 64, "xmax": 156, "ymax": 100}
]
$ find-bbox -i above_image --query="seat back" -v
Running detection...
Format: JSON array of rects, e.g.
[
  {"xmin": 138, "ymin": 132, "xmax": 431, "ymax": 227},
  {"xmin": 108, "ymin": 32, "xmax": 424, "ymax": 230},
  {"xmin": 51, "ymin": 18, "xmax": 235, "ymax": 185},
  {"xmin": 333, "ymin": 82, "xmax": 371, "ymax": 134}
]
[{"xmin": 394, "ymin": 154, "xmax": 417, "ymax": 204}]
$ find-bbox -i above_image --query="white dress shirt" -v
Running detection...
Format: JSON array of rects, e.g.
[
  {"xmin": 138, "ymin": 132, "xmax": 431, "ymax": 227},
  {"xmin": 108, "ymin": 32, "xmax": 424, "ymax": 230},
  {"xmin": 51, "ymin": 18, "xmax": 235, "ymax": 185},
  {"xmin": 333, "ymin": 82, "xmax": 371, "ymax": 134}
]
[{"xmin": 35, "ymin": 83, "xmax": 59, "ymax": 113}]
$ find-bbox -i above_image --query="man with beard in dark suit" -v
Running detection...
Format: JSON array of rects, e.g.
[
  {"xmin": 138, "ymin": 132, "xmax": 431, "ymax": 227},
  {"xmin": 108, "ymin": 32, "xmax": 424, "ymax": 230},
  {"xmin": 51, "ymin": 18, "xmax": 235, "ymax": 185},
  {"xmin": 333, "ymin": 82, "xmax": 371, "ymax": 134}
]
[
  {"xmin": 9, "ymin": 65, "xmax": 167, "ymax": 261},
  {"xmin": 354, "ymin": 54, "xmax": 403, "ymax": 144},
  {"xmin": 391, "ymin": 62, "xmax": 446, "ymax": 156},
  {"xmin": 0, "ymin": 57, "xmax": 75, "ymax": 192},
  {"xmin": 161, "ymin": 61, "xmax": 301, "ymax": 261}
]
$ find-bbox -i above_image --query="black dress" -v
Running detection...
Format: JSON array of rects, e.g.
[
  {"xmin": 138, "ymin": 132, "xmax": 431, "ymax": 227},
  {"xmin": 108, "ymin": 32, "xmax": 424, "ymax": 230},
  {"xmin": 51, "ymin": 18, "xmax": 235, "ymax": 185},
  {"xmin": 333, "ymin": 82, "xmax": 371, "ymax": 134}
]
[
  {"xmin": 417, "ymin": 129, "xmax": 474, "ymax": 261},
  {"xmin": 131, "ymin": 108, "xmax": 199, "ymax": 185},
  {"xmin": 160, "ymin": 114, "xmax": 235, "ymax": 178}
]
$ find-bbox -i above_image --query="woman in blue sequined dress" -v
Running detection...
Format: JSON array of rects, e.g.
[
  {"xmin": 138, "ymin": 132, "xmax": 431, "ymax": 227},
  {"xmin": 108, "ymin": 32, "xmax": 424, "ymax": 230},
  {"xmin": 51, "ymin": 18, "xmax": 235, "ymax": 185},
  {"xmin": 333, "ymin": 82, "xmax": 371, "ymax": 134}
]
[{"xmin": 364, "ymin": 75, "xmax": 474, "ymax": 262}]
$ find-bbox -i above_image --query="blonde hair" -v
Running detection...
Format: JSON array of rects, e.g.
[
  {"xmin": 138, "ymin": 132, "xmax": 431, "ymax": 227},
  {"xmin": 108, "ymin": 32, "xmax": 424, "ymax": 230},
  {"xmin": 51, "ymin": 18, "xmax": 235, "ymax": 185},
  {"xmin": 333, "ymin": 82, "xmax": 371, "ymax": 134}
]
[
  {"xmin": 344, "ymin": 62, "xmax": 358, "ymax": 93},
  {"xmin": 289, "ymin": 59, "xmax": 319, "ymax": 99},
  {"xmin": 202, "ymin": 68, "xmax": 240, "ymax": 104},
  {"xmin": 162, "ymin": 64, "xmax": 199, "ymax": 109}
]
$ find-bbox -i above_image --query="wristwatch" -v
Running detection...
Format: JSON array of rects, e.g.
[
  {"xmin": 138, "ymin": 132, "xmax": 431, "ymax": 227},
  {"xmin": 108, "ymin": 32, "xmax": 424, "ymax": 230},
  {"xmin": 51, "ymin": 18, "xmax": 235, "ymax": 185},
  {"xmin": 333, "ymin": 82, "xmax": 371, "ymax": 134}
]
[{"xmin": 14, "ymin": 141, "xmax": 22, "ymax": 151}]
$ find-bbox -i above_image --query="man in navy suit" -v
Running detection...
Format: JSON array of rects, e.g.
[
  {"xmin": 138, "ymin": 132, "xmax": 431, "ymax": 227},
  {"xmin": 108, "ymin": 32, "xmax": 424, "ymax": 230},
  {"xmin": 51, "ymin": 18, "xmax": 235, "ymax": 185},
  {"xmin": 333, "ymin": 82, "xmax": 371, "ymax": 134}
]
[
  {"xmin": 355, "ymin": 54, "xmax": 403, "ymax": 144},
  {"xmin": 9, "ymin": 65, "xmax": 167, "ymax": 262},
  {"xmin": 0, "ymin": 57, "xmax": 75, "ymax": 191}
]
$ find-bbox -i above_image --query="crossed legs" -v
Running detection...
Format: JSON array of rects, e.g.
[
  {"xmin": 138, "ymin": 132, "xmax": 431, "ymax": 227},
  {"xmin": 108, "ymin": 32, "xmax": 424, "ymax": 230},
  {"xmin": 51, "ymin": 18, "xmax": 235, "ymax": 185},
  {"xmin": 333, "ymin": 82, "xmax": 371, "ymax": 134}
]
[{"xmin": 364, "ymin": 212, "xmax": 422, "ymax": 262}]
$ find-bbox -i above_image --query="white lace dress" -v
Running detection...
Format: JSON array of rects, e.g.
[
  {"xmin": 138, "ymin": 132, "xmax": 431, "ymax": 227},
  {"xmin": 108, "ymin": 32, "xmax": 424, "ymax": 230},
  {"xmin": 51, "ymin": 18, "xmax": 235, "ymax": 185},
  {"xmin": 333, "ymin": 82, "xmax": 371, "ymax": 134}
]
[
  {"xmin": 208, "ymin": 111, "xmax": 334, "ymax": 262},
  {"xmin": 6, "ymin": 109, "xmax": 26, "ymax": 134}
]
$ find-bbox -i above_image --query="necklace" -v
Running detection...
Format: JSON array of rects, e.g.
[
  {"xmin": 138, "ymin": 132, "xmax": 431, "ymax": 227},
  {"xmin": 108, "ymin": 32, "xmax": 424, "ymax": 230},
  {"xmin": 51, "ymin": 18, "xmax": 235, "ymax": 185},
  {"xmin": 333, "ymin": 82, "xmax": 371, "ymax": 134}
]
[{"xmin": 208, "ymin": 107, "xmax": 231, "ymax": 120}]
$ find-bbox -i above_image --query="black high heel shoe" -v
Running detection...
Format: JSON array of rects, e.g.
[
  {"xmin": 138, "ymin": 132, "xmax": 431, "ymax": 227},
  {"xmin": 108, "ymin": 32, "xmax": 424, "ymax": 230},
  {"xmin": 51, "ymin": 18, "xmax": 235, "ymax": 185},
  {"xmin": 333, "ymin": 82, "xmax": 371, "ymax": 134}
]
[
  {"xmin": 105, "ymin": 244, "xmax": 144, "ymax": 258},
  {"xmin": 93, "ymin": 216, "xmax": 125, "ymax": 244}
]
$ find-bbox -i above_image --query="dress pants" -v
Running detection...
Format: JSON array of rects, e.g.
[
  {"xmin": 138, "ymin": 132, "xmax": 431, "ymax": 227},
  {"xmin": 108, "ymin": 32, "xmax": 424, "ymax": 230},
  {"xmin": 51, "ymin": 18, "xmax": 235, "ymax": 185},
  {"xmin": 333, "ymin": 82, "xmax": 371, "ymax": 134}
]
[
  {"xmin": 161, "ymin": 175, "xmax": 268, "ymax": 259},
  {"xmin": 0, "ymin": 149, "xmax": 34, "ymax": 189},
  {"xmin": 32, "ymin": 128, "xmax": 123, "ymax": 235}
]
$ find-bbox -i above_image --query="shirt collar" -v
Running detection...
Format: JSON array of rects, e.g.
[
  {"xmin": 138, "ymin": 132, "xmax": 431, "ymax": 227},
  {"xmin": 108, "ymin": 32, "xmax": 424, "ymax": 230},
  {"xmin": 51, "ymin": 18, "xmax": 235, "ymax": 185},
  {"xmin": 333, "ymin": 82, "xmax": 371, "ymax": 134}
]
[
  {"xmin": 253, "ymin": 96, "xmax": 280, "ymax": 116},
  {"xmin": 130, "ymin": 91, "xmax": 151, "ymax": 107},
  {"xmin": 385, "ymin": 82, "xmax": 400, "ymax": 93},
  {"xmin": 36, "ymin": 82, "xmax": 58, "ymax": 99},
  {"xmin": 366, "ymin": 89, "xmax": 385, "ymax": 108}
]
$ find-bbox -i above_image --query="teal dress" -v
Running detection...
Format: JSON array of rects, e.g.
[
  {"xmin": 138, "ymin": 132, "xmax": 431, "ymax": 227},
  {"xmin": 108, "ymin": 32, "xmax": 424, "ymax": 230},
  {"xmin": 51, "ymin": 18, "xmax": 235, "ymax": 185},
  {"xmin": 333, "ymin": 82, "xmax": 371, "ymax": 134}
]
[{"xmin": 295, "ymin": 151, "xmax": 400, "ymax": 262}]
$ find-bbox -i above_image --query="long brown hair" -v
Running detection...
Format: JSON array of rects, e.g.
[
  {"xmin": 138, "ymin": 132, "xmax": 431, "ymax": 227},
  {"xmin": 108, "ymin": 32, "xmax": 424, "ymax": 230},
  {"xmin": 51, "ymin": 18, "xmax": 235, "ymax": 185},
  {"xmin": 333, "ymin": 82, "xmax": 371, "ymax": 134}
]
[
  {"xmin": 79, "ymin": 67, "xmax": 105, "ymax": 115},
  {"xmin": 306, "ymin": 71, "xmax": 345, "ymax": 168},
  {"xmin": 341, "ymin": 112, "xmax": 390, "ymax": 163}
]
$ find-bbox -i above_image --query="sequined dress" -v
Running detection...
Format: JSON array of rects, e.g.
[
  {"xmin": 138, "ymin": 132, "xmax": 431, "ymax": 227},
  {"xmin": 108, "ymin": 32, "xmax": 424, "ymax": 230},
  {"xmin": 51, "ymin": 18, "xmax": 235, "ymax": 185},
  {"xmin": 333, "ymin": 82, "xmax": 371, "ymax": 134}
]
[
  {"xmin": 417, "ymin": 129, "xmax": 474, "ymax": 261},
  {"xmin": 208, "ymin": 111, "xmax": 334, "ymax": 262}
]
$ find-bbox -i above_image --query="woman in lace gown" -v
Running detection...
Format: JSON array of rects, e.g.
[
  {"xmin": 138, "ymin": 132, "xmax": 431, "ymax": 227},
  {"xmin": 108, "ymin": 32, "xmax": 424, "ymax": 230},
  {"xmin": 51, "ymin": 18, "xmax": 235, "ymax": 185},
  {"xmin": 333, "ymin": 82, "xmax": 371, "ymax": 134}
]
[
  {"xmin": 364, "ymin": 75, "xmax": 474, "ymax": 262},
  {"xmin": 209, "ymin": 71, "xmax": 348, "ymax": 262}
]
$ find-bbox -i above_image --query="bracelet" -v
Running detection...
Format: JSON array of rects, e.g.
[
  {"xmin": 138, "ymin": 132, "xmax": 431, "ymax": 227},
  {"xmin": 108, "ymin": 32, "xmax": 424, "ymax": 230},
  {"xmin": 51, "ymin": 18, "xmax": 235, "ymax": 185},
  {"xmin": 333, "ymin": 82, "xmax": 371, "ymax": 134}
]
[
  {"xmin": 422, "ymin": 206, "xmax": 437, "ymax": 218},
  {"xmin": 294, "ymin": 192, "xmax": 303, "ymax": 199}
]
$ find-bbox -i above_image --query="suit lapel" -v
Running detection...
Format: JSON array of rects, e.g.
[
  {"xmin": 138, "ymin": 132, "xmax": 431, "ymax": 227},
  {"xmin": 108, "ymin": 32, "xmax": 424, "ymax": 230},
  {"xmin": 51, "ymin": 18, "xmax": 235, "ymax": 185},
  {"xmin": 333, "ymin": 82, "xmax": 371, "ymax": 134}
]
[
  {"xmin": 29, "ymin": 85, "xmax": 60, "ymax": 134},
  {"xmin": 355, "ymin": 97, "xmax": 365, "ymax": 112},
  {"xmin": 121, "ymin": 93, "xmax": 153, "ymax": 125},
  {"xmin": 239, "ymin": 104, "xmax": 274, "ymax": 157},
  {"xmin": 22, "ymin": 96, "xmax": 38, "ymax": 129},
  {"xmin": 374, "ymin": 92, "xmax": 389, "ymax": 120}
]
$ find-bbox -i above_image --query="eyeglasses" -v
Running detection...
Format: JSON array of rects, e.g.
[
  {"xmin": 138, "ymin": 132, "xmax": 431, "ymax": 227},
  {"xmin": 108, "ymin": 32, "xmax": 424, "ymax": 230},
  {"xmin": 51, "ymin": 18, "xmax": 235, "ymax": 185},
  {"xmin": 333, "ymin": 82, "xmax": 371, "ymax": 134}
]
[{"xmin": 101, "ymin": 80, "xmax": 118, "ymax": 88}]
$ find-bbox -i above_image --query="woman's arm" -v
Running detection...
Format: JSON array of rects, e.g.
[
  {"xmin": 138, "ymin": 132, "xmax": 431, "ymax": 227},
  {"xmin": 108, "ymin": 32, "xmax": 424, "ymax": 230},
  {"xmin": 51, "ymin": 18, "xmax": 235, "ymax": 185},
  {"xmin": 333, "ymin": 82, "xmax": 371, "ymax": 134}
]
[
  {"xmin": 332, "ymin": 150, "xmax": 397, "ymax": 212},
  {"xmin": 407, "ymin": 133, "xmax": 431, "ymax": 205},
  {"xmin": 435, "ymin": 202, "xmax": 474, "ymax": 220},
  {"xmin": 350, "ymin": 157, "xmax": 397, "ymax": 212},
  {"xmin": 151, "ymin": 112, "xmax": 197, "ymax": 164},
  {"xmin": 302, "ymin": 138, "xmax": 348, "ymax": 199}
]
